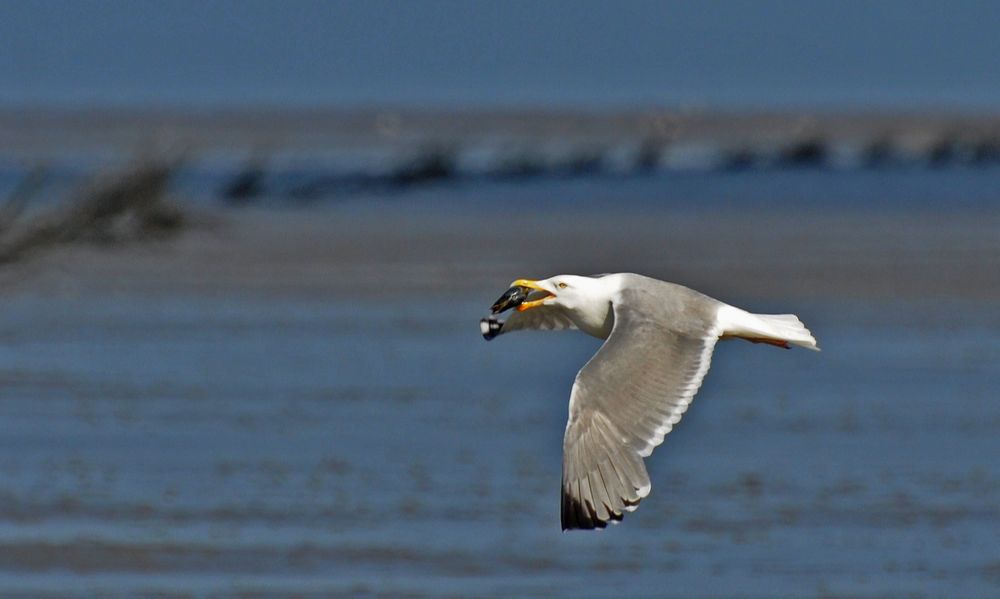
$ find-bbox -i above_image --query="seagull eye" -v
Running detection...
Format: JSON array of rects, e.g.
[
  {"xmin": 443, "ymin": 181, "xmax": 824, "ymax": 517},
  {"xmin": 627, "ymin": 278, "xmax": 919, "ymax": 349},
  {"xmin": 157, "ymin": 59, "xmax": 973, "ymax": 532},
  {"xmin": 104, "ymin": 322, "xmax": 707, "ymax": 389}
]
[{"xmin": 557, "ymin": 282, "xmax": 568, "ymax": 289}]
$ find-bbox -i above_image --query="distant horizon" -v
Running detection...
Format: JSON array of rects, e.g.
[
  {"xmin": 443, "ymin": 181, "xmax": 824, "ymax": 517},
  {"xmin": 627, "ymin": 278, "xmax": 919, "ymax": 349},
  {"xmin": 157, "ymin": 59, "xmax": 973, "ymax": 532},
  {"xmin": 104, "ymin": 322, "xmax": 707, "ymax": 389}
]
[
  {"xmin": 3, "ymin": 100, "xmax": 1000, "ymax": 116},
  {"xmin": 4, "ymin": 1, "xmax": 1000, "ymax": 112}
]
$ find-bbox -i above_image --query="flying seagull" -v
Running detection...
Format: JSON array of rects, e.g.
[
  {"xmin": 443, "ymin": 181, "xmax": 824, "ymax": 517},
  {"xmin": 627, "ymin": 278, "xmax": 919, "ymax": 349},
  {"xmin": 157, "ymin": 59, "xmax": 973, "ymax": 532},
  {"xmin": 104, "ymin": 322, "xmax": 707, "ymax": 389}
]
[{"xmin": 481, "ymin": 273, "xmax": 818, "ymax": 530}]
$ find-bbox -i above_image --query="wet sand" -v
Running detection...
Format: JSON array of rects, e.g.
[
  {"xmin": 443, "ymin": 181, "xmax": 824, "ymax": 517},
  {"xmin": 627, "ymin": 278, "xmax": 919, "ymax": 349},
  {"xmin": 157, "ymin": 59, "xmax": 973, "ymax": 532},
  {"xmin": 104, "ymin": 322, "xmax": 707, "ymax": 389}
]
[
  {"xmin": 9, "ymin": 199, "xmax": 997, "ymax": 303},
  {"xmin": 0, "ymin": 198, "xmax": 997, "ymax": 597}
]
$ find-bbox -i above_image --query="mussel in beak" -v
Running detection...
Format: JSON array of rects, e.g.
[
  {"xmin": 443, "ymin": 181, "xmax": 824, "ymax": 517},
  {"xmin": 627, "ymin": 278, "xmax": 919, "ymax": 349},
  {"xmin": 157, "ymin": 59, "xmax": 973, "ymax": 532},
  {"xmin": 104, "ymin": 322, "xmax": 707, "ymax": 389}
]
[{"xmin": 490, "ymin": 285, "xmax": 533, "ymax": 314}]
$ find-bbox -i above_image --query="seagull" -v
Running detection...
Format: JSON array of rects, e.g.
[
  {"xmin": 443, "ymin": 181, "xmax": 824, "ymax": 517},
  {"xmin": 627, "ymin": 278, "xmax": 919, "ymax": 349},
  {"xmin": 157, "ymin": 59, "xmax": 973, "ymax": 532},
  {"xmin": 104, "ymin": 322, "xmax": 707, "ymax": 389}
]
[{"xmin": 480, "ymin": 273, "xmax": 818, "ymax": 530}]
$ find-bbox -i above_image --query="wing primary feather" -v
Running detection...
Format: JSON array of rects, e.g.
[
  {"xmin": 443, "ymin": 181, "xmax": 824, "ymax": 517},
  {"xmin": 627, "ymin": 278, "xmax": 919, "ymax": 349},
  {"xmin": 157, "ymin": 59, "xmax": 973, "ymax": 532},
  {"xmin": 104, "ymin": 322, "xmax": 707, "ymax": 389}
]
[
  {"xmin": 591, "ymin": 465, "xmax": 616, "ymax": 521},
  {"xmin": 573, "ymin": 480, "xmax": 594, "ymax": 529},
  {"xmin": 581, "ymin": 441, "xmax": 612, "ymax": 524},
  {"xmin": 598, "ymin": 458, "xmax": 627, "ymax": 516},
  {"xmin": 592, "ymin": 418, "xmax": 643, "ymax": 503}
]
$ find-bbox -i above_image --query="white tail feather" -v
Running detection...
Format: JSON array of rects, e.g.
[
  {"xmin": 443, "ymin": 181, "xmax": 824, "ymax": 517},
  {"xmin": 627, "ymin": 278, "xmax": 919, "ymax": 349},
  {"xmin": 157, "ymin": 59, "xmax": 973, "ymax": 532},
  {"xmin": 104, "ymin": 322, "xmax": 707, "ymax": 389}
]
[{"xmin": 716, "ymin": 305, "xmax": 820, "ymax": 351}]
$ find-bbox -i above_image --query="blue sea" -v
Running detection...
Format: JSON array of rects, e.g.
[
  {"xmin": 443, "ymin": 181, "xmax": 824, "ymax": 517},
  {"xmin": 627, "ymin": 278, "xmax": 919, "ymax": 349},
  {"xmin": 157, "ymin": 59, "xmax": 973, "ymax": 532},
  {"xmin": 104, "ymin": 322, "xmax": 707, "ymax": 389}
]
[
  {"xmin": 1, "ymin": 2, "xmax": 999, "ymax": 596},
  {"xmin": 0, "ymin": 166, "xmax": 996, "ymax": 596},
  {"xmin": 2, "ymin": 1, "xmax": 1000, "ymax": 111}
]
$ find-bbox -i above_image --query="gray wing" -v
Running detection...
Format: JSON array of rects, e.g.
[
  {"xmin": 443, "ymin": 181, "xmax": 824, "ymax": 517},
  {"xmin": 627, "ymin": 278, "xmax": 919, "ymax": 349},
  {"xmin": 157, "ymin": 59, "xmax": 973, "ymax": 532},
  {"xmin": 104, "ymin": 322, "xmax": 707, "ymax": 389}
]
[
  {"xmin": 561, "ymin": 283, "xmax": 721, "ymax": 530},
  {"xmin": 486, "ymin": 305, "xmax": 577, "ymax": 338}
]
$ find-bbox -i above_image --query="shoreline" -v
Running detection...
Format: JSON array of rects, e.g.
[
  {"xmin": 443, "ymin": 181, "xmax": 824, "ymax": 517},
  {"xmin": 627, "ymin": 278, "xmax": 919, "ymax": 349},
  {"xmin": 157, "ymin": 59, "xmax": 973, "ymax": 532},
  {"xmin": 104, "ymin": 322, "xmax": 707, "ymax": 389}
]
[
  {"xmin": 3, "ymin": 205, "xmax": 996, "ymax": 306},
  {"xmin": 6, "ymin": 108, "xmax": 1000, "ymax": 205}
]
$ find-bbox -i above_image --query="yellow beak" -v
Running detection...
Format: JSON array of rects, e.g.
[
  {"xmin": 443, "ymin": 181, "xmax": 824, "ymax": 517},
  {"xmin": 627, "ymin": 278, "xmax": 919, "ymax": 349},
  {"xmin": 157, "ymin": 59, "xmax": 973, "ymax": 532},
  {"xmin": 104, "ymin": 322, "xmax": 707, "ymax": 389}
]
[{"xmin": 510, "ymin": 279, "xmax": 555, "ymax": 312}]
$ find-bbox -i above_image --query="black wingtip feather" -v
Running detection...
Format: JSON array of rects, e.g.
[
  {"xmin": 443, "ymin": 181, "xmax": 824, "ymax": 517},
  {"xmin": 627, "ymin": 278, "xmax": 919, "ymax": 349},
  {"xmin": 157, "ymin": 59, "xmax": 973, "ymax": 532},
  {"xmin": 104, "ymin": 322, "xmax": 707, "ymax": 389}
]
[
  {"xmin": 561, "ymin": 484, "xmax": 611, "ymax": 531},
  {"xmin": 480, "ymin": 317, "xmax": 503, "ymax": 340}
]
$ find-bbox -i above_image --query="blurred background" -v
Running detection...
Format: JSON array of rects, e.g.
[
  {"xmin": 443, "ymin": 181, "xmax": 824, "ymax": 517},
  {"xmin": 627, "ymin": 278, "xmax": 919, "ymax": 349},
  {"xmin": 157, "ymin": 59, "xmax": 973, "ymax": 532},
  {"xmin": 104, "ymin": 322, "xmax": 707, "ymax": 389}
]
[{"xmin": 0, "ymin": 2, "xmax": 998, "ymax": 597}]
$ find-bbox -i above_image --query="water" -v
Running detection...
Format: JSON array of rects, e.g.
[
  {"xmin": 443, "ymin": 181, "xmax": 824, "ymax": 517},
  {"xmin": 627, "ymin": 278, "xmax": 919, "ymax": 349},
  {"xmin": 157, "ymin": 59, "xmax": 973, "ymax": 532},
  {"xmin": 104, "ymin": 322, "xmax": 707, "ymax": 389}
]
[
  {"xmin": 3, "ymin": 1, "xmax": 1000, "ymax": 110},
  {"xmin": 4, "ymin": 3, "xmax": 999, "ymax": 593},
  {"xmin": 0, "ymin": 170, "xmax": 996, "ymax": 596},
  {"xmin": 0, "ymin": 294, "xmax": 996, "ymax": 597}
]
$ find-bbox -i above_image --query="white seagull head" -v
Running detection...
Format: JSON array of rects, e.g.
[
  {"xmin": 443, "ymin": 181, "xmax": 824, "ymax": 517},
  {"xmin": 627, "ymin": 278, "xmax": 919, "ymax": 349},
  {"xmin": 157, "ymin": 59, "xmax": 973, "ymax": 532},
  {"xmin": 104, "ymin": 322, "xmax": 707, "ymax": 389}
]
[{"xmin": 506, "ymin": 274, "xmax": 612, "ymax": 313}]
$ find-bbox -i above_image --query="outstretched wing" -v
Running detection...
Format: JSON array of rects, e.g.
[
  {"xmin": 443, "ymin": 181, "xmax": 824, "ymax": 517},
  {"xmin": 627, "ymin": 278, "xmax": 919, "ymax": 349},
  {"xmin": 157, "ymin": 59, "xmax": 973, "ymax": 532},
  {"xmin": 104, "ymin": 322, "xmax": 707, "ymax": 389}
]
[
  {"xmin": 481, "ymin": 305, "xmax": 577, "ymax": 340},
  {"xmin": 561, "ymin": 284, "xmax": 721, "ymax": 530}
]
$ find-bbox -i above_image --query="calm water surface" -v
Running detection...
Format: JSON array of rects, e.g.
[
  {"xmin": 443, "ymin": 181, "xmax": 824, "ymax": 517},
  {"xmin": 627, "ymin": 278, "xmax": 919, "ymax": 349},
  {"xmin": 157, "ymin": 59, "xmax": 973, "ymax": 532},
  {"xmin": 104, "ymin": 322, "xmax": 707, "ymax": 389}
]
[
  {"xmin": 0, "ymin": 285, "xmax": 997, "ymax": 596},
  {"xmin": 0, "ymin": 158, "xmax": 996, "ymax": 597}
]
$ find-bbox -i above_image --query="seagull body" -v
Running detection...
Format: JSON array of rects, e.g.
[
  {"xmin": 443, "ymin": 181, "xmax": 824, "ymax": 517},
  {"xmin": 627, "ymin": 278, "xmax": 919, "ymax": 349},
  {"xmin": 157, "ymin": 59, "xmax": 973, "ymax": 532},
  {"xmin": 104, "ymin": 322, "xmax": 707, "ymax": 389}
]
[{"xmin": 481, "ymin": 273, "xmax": 818, "ymax": 530}]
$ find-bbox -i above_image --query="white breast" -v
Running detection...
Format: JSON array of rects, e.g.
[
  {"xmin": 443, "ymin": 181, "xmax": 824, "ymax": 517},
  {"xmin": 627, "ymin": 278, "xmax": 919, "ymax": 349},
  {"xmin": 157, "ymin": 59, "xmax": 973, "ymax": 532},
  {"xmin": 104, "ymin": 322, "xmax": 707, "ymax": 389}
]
[
  {"xmin": 565, "ymin": 276, "xmax": 619, "ymax": 339},
  {"xmin": 570, "ymin": 301, "xmax": 615, "ymax": 339}
]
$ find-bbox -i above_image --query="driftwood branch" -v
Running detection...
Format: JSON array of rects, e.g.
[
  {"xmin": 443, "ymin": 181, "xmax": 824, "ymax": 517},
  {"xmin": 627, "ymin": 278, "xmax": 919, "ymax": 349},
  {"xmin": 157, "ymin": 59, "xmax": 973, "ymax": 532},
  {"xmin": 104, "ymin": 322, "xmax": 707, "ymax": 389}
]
[{"xmin": 0, "ymin": 159, "xmax": 186, "ymax": 265}]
